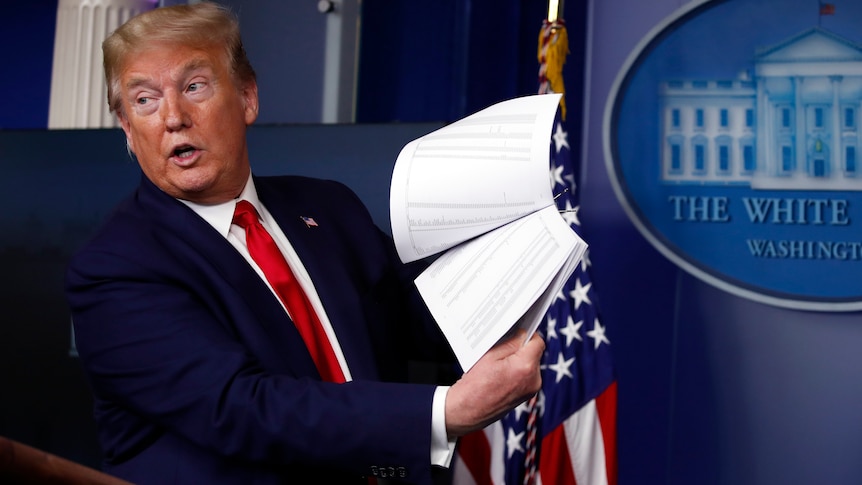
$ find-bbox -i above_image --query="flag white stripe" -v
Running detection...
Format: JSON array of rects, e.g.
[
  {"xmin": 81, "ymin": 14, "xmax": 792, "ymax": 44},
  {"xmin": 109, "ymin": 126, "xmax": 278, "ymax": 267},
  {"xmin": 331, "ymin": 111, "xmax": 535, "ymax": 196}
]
[
  {"xmin": 487, "ymin": 421, "xmax": 507, "ymax": 484},
  {"xmin": 451, "ymin": 458, "xmax": 479, "ymax": 485},
  {"xmin": 563, "ymin": 399, "xmax": 609, "ymax": 485}
]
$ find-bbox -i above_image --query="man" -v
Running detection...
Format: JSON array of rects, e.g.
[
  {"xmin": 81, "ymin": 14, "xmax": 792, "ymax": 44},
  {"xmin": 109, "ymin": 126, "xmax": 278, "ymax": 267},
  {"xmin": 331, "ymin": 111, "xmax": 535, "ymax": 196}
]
[{"xmin": 65, "ymin": 3, "xmax": 544, "ymax": 485}]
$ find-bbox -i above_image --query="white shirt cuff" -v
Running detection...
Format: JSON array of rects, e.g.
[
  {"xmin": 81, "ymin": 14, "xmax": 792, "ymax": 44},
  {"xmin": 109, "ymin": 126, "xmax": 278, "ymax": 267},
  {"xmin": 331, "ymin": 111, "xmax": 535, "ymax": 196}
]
[{"xmin": 431, "ymin": 386, "xmax": 457, "ymax": 467}]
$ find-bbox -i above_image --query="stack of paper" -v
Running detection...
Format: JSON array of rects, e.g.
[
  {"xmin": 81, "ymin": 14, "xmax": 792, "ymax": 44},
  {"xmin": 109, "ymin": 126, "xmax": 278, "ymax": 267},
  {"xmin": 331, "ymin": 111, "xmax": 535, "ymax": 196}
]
[{"xmin": 389, "ymin": 93, "xmax": 587, "ymax": 371}]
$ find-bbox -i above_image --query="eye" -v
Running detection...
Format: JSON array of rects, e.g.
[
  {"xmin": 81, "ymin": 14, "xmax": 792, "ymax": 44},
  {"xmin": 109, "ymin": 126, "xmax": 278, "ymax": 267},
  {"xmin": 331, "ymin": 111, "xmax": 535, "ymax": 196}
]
[
  {"xmin": 130, "ymin": 91, "xmax": 158, "ymax": 114},
  {"xmin": 187, "ymin": 82, "xmax": 204, "ymax": 93}
]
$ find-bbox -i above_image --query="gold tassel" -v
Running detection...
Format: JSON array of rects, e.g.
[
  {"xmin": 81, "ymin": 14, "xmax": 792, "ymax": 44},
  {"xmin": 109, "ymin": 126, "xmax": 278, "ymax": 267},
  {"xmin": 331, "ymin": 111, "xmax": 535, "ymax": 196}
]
[{"xmin": 538, "ymin": 21, "xmax": 570, "ymax": 120}]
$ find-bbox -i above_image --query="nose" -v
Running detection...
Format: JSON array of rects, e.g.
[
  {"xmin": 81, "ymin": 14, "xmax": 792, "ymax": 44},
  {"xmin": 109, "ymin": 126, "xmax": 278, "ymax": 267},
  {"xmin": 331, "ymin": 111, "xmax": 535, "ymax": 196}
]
[{"xmin": 162, "ymin": 91, "xmax": 191, "ymax": 131}]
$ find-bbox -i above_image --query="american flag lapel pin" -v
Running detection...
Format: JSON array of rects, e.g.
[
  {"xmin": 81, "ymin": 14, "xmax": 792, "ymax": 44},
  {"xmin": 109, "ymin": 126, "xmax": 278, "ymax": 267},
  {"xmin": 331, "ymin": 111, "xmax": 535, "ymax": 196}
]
[{"xmin": 300, "ymin": 216, "xmax": 319, "ymax": 228}]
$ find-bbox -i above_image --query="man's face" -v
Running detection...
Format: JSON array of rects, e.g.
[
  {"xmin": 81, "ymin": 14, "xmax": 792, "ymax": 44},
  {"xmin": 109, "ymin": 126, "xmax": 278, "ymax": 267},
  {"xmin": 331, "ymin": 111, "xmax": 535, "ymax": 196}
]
[{"xmin": 116, "ymin": 42, "xmax": 259, "ymax": 204}]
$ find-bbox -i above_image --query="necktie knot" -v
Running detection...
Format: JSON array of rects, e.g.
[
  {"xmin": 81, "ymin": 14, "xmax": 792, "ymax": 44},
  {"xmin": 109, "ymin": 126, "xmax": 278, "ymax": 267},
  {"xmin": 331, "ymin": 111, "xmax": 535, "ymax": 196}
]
[{"xmin": 232, "ymin": 200, "xmax": 260, "ymax": 229}]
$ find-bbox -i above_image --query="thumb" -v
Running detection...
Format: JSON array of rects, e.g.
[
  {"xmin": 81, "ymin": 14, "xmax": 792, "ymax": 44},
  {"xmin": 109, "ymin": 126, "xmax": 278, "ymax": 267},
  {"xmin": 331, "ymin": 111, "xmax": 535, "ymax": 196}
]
[{"xmin": 486, "ymin": 329, "xmax": 531, "ymax": 359}]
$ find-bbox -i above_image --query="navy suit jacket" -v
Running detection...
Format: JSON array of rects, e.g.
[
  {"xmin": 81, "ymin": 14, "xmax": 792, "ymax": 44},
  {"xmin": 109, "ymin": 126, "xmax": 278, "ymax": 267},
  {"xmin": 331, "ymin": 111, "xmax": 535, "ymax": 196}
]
[{"xmin": 66, "ymin": 174, "xmax": 456, "ymax": 485}]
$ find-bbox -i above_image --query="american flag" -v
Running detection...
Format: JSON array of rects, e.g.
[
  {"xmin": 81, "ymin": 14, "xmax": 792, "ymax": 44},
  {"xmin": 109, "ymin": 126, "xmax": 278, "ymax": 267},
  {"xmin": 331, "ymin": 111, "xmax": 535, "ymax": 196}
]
[
  {"xmin": 451, "ymin": 18, "xmax": 617, "ymax": 485},
  {"xmin": 300, "ymin": 216, "xmax": 319, "ymax": 227}
]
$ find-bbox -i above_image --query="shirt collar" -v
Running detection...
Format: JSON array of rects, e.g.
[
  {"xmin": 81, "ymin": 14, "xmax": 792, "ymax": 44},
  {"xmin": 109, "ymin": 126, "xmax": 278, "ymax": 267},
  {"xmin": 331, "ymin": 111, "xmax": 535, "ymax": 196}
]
[{"xmin": 180, "ymin": 173, "xmax": 262, "ymax": 238}]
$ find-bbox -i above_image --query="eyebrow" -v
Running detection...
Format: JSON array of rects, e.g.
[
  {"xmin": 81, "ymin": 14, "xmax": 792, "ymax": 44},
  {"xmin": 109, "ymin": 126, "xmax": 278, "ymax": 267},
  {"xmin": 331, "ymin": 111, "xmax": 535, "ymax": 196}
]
[{"xmin": 123, "ymin": 56, "xmax": 215, "ymax": 92}]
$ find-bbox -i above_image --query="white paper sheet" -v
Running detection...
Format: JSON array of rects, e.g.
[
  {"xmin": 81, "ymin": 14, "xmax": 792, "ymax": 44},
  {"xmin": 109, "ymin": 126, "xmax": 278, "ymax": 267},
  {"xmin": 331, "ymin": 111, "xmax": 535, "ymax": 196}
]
[
  {"xmin": 414, "ymin": 205, "xmax": 584, "ymax": 371},
  {"xmin": 390, "ymin": 93, "xmax": 563, "ymax": 263}
]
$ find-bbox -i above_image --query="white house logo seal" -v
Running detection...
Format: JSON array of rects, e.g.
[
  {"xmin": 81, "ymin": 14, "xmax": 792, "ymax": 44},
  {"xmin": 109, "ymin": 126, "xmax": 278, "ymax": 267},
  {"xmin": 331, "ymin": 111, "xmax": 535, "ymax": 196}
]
[{"xmin": 604, "ymin": 0, "xmax": 862, "ymax": 311}]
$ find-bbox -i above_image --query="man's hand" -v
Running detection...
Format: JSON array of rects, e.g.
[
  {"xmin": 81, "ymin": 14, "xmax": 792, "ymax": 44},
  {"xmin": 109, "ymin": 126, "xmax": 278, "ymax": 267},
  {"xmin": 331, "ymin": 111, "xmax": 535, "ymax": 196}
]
[{"xmin": 444, "ymin": 330, "xmax": 545, "ymax": 437}]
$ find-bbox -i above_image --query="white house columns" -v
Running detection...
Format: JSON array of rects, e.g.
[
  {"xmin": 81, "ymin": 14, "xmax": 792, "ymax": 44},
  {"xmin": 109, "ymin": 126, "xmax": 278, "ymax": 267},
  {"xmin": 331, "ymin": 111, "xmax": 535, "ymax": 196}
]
[
  {"xmin": 830, "ymin": 75, "xmax": 842, "ymax": 174},
  {"xmin": 48, "ymin": 0, "xmax": 156, "ymax": 129}
]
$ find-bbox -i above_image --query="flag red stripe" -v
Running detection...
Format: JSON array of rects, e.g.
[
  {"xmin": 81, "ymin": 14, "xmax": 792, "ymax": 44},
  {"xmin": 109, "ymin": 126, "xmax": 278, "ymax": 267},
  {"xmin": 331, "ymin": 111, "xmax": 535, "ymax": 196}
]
[
  {"xmin": 595, "ymin": 382, "xmax": 618, "ymax": 485},
  {"xmin": 538, "ymin": 424, "xmax": 578, "ymax": 485},
  {"xmin": 457, "ymin": 431, "xmax": 494, "ymax": 485}
]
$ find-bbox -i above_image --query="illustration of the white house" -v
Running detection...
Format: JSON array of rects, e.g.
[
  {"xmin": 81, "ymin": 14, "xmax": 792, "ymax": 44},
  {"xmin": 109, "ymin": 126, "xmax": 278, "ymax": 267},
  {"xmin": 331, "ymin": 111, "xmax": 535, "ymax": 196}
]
[{"xmin": 660, "ymin": 27, "xmax": 862, "ymax": 190}]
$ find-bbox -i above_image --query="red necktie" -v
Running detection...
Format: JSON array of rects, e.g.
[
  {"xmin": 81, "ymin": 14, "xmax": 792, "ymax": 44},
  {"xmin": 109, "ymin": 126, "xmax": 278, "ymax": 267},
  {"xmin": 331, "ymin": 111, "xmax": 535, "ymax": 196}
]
[{"xmin": 232, "ymin": 200, "xmax": 346, "ymax": 383}]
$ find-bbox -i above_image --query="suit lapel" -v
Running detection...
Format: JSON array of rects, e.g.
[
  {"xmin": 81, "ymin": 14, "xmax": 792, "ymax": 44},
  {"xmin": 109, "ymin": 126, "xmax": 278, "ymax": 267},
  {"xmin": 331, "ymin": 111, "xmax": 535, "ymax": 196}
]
[{"xmin": 135, "ymin": 177, "xmax": 321, "ymax": 379}]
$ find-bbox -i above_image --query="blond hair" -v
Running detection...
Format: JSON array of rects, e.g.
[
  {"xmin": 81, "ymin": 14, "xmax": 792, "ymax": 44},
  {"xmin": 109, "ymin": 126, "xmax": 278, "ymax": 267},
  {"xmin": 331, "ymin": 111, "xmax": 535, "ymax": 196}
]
[{"xmin": 102, "ymin": 1, "xmax": 256, "ymax": 114}]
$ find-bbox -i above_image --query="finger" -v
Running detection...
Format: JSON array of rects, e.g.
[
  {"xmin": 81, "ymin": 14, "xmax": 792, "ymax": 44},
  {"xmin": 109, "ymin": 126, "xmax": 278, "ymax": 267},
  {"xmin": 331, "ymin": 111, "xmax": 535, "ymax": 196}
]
[
  {"xmin": 511, "ymin": 333, "xmax": 545, "ymax": 364},
  {"xmin": 485, "ymin": 329, "xmax": 529, "ymax": 355}
]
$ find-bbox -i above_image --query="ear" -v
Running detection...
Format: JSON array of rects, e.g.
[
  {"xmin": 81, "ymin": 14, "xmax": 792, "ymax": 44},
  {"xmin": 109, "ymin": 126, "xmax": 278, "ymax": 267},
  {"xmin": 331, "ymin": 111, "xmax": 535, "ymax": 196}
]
[{"xmin": 241, "ymin": 80, "xmax": 259, "ymax": 125}]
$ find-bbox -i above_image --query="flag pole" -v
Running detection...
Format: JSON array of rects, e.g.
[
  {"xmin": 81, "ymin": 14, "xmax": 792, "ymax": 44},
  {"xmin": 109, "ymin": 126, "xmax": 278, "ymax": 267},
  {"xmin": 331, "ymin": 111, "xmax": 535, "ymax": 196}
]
[{"xmin": 548, "ymin": 0, "xmax": 562, "ymax": 22}]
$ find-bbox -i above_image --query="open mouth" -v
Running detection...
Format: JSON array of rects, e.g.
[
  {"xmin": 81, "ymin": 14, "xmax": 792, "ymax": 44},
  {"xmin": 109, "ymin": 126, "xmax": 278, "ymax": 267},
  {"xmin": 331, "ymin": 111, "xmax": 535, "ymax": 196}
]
[{"xmin": 172, "ymin": 144, "xmax": 197, "ymax": 159}]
